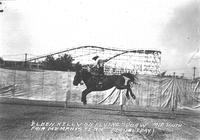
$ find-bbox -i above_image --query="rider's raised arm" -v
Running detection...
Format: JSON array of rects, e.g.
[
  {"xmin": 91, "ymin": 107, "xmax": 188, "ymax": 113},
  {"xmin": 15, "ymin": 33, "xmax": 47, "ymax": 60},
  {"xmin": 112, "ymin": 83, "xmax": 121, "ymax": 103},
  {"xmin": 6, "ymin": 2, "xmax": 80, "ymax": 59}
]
[{"xmin": 104, "ymin": 59, "xmax": 109, "ymax": 63}]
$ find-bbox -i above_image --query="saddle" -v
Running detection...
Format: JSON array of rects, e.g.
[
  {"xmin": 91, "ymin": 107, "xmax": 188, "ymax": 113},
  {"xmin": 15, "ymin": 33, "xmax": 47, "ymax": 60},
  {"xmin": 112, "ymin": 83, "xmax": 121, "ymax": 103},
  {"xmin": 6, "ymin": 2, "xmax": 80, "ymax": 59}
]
[
  {"xmin": 90, "ymin": 67, "xmax": 105, "ymax": 88},
  {"xmin": 90, "ymin": 67, "xmax": 99, "ymax": 76},
  {"xmin": 92, "ymin": 74, "xmax": 104, "ymax": 85}
]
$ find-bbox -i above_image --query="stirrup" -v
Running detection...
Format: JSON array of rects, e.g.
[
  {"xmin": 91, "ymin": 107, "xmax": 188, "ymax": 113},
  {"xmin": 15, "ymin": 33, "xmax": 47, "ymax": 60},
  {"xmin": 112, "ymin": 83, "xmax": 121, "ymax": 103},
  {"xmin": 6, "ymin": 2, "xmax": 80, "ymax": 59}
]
[{"xmin": 97, "ymin": 82, "xmax": 103, "ymax": 88}]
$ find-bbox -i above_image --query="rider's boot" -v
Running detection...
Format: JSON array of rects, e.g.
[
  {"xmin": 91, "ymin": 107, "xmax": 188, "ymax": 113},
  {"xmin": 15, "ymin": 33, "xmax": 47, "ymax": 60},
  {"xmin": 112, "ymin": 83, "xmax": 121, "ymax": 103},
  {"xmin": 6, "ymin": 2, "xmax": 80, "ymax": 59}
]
[
  {"xmin": 98, "ymin": 81, "xmax": 103, "ymax": 88},
  {"xmin": 97, "ymin": 75, "xmax": 103, "ymax": 88}
]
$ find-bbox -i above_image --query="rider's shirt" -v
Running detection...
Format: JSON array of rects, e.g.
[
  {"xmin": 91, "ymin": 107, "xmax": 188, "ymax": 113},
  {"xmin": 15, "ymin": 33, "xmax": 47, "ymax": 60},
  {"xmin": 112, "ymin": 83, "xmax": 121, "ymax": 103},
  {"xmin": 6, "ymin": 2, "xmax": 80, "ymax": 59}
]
[
  {"xmin": 92, "ymin": 58, "xmax": 105, "ymax": 75},
  {"xmin": 97, "ymin": 59, "xmax": 104, "ymax": 68},
  {"xmin": 93, "ymin": 58, "xmax": 104, "ymax": 68}
]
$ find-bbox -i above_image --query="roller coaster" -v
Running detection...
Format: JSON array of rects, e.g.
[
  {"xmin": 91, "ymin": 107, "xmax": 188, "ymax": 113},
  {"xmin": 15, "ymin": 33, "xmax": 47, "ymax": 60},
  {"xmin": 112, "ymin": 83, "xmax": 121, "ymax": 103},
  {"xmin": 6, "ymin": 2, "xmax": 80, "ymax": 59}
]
[{"xmin": 28, "ymin": 46, "xmax": 161, "ymax": 75}]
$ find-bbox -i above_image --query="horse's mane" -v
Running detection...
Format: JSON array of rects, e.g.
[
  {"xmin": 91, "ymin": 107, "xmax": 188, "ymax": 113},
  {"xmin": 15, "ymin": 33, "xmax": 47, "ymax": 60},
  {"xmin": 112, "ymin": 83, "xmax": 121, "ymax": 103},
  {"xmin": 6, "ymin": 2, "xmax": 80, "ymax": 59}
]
[{"xmin": 81, "ymin": 68, "xmax": 92, "ymax": 77}]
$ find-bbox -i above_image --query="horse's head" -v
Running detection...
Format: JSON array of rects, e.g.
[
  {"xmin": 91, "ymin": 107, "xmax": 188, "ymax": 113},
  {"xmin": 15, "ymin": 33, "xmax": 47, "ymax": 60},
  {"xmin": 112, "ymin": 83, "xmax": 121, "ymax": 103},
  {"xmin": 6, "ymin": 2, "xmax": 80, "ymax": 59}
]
[
  {"xmin": 73, "ymin": 65, "xmax": 91, "ymax": 86},
  {"xmin": 73, "ymin": 68, "xmax": 83, "ymax": 86}
]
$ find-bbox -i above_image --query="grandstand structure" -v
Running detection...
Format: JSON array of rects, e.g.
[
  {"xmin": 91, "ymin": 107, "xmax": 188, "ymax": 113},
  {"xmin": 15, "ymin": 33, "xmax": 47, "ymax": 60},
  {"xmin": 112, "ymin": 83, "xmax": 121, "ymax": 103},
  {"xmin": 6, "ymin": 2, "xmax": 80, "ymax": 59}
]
[{"xmin": 28, "ymin": 46, "xmax": 161, "ymax": 75}]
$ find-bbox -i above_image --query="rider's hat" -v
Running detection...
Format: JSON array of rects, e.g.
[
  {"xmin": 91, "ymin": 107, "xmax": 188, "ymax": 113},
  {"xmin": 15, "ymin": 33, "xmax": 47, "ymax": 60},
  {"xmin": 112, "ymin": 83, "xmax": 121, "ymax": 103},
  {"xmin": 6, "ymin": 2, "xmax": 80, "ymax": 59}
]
[{"xmin": 92, "ymin": 56, "xmax": 99, "ymax": 61}]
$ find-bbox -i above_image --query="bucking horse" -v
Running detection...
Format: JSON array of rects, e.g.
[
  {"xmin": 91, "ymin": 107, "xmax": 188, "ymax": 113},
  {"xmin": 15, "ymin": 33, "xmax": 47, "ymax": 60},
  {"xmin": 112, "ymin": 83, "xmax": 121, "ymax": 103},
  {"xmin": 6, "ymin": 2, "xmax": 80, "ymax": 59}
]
[{"xmin": 73, "ymin": 66, "xmax": 137, "ymax": 105}]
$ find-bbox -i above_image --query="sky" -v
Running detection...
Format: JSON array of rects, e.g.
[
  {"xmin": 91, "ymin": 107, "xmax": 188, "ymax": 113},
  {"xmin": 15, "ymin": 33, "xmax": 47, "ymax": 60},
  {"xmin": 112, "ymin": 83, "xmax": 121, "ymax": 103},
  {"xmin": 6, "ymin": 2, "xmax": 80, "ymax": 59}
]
[{"xmin": 0, "ymin": 0, "xmax": 200, "ymax": 77}]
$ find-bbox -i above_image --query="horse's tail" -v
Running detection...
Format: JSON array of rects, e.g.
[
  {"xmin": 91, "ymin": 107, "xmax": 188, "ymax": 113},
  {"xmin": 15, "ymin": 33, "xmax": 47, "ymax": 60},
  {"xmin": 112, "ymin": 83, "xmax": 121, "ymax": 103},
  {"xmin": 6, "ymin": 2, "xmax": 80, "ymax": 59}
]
[{"xmin": 121, "ymin": 73, "xmax": 137, "ymax": 100}]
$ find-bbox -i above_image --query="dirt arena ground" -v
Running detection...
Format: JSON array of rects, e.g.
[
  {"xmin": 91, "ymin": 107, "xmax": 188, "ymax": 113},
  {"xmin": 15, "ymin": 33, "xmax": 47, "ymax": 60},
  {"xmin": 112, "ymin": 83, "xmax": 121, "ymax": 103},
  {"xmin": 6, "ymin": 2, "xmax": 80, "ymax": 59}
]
[{"xmin": 0, "ymin": 103, "xmax": 200, "ymax": 140}]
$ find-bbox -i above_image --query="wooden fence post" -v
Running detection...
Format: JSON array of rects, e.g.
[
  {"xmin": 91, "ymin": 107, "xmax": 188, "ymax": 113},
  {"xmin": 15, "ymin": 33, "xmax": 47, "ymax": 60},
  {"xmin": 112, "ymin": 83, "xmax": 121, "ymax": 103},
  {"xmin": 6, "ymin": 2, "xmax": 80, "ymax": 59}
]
[
  {"xmin": 65, "ymin": 70, "xmax": 71, "ymax": 108},
  {"xmin": 12, "ymin": 69, "xmax": 16, "ymax": 97}
]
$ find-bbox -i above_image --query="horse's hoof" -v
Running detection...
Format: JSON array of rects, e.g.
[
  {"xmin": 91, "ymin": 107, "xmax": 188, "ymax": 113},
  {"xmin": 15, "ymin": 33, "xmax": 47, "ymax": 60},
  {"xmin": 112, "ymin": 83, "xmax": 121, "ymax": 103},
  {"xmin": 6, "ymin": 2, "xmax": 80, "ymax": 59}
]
[
  {"xmin": 132, "ymin": 96, "xmax": 136, "ymax": 100},
  {"xmin": 126, "ymin": 95, "xmax": 130, "ymax": 99},
  {"xmin": 126, "ymin": 94, "xmax": 130, "ymax": 99}
]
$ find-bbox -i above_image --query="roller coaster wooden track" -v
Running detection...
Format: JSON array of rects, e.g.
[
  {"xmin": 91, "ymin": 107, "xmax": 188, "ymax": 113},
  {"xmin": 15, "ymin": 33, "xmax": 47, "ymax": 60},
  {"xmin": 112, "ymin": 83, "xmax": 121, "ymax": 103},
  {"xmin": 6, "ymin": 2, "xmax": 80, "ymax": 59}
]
[{"xmin": 27, "ymin": 46, "xmax": 161, "ymax": 62}]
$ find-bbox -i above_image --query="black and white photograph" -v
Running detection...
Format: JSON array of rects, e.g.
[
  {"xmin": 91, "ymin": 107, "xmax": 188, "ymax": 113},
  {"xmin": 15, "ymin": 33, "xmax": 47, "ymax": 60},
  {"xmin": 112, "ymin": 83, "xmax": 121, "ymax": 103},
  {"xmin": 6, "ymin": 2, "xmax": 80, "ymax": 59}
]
[{"xmin": 0, "ymin": 0, "xmax": 200, "ymax": 139}]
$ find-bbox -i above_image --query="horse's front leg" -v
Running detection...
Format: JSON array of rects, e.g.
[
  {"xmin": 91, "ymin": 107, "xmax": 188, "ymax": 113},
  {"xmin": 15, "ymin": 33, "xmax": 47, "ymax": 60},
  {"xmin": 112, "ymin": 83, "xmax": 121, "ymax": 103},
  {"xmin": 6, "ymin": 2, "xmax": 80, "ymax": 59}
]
[{"xmin": 81, "ymin": 88, "xmax": 92, "ymax": 105}]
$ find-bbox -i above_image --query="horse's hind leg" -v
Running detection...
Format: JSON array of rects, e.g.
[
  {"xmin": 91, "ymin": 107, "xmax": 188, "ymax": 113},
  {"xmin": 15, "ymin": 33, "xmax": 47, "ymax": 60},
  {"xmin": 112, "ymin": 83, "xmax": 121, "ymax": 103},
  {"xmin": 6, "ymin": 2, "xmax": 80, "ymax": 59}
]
[
  {"xmin": 129, "ymin": 87, "xmax": 136, "ymax": 99},
  {"xmin": 116, "ymin": 85, "xmax": 130, "ymax": 99},
  {"xmin": 127, "ymin": 80, "xmax": 136, "ymax": 100},
  {"xmin": 125, "ymin": 89, "xmax": 130, "ymax": 99}
]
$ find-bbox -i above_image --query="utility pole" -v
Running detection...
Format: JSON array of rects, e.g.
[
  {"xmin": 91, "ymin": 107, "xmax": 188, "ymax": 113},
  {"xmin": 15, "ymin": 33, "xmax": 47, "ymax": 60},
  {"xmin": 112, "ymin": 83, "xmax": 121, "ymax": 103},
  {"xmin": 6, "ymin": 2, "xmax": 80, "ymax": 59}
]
[
  {"xmin": 25, "ymin": 53, "xmax": 27, "ymax": 69},
  {"xmin": 182, "ymin": 73, "xmax": 184, "ymax": 78},
  {"xmin": 173, "ymin": 72, "xmax": 176, "ymax": 77},
  {"xmin": 25, "ymin": 53, "xmax": 27, "ymax": 61},
  {"xmin": 193, "ymin": 67, "xmax": 196, "ymax": 80}
]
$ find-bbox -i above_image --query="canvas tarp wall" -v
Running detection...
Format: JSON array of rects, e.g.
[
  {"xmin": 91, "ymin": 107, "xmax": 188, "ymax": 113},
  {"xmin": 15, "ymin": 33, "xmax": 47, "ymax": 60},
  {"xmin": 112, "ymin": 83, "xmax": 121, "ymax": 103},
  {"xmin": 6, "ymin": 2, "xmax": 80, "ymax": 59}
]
[
  {"xmin": 98, "ymin": 75, "xmax": 200, "ymax": 110},
  {"xmin": 0, "ymin": 68, "xmax": 199, "ymax": 110}
]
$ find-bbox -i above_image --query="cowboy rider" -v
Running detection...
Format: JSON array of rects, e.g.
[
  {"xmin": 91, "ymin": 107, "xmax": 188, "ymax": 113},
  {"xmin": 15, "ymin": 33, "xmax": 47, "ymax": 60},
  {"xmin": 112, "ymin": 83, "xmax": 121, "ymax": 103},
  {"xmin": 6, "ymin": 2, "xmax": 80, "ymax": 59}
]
[{"xmin": 92, "ymin": 56, "xmax": 107, "ymax": 87}]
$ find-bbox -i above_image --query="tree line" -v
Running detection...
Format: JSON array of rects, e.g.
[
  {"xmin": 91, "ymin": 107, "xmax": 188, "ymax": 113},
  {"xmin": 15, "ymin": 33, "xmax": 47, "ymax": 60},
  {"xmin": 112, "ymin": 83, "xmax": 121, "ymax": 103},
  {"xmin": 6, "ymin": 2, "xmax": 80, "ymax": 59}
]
[
  {"xmin": 0, "ymin": 54, "xmax": 82, "ymax": 71},
  {"xmin": 41, "ymin": 54, "xmax": 81, "ymax": 71}
]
